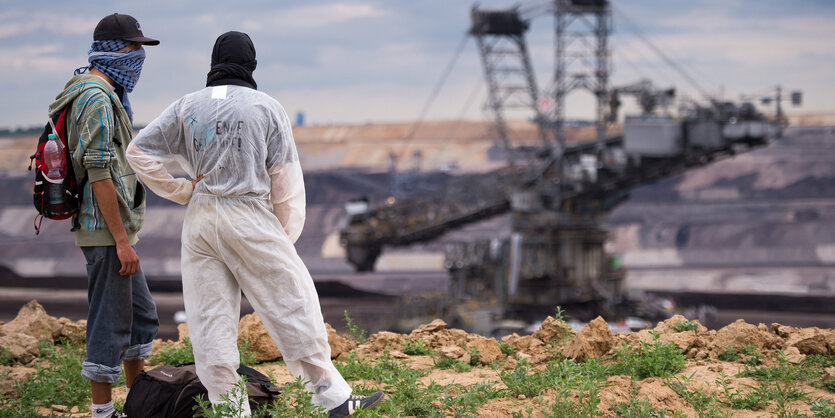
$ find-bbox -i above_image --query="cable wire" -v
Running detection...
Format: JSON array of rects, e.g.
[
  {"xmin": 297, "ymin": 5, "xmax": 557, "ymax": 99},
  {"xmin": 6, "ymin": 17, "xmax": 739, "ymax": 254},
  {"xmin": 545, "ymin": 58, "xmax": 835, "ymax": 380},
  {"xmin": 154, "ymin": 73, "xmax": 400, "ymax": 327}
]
[
  {"xmin": 612, "ymin": 4, "xmax": 715, "ymax": 102},
  {"xmin": 425, "ymin": 79, "xmax": 486, "ymax": 171},
  {"xmin": 395, "ymin": 32, "xmax": 471, "ymax": 172},
  {"xmin": 403, "ymin": 33, "xmax": 471, "ymax": 141}
]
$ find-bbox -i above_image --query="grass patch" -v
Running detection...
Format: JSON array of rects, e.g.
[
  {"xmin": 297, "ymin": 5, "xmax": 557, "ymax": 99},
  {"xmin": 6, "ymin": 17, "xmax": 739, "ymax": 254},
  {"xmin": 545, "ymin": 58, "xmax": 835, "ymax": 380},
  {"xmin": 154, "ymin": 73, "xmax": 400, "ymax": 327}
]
[
  {"xmin": 195, "ymin": 375, "xmax": 332, "ymax": 417},
  {"xmin": 367, "ymin": 373, "xmax": 440, "ymax": 417},
  {"xmin": 338, "ymin": 355, "xmax": 498, "ymax": 418},
  {"xmin": 738, "ymin": 354, "xmax": 817, "ymax": 383},
  {"xmin": 436, "ymin": 382, "xmax": 505, "ymax": 417},
  {"xmin": 500, "ymin": 357, "xmax": 610, "ymax": 403},
  {"xmin": 667, "ymin": 374, "xmax": 730, "ymax": 418},
  {"xmin": 612, "ymin": 396, "xmax": 668, "ymax": 417},
  {"xmin": 0, "ymin": 316, "xmax": 829, "ymax": 418},
  {"xmin": 718, "ymin": 344, "xmax": 763, "ymax": 366},
  {"xmin": 468, "ymin": 346, "xmax": 482, "ymax": 366},
  {"xmin": 612, "ymin": 333, "xmax": 686, "ymax": 380},
  {"xmin": 741, "ymin": 345, "xmax": 764, "ymax": 367},
  {"xmin": 336, "ymin": 351, "xmax": 426, "ymax": 384},
  {"xmin": 434, "ymin": 356, "xmax": 472, "ymax": 372},
  {"xmin": 715, "ymin": 370, "xmax": 810, "ymax": 415},
  {"xmin": 672, "ymin": 320, "xmax": 699, "ymax": 333},
  {"xmin": 0, "ymin": 339, "xmax": 90, "ymax": 417},
  {"xmin": 806, "ymin": 353, "xmax": 835, "ymax": 369},
  {"xmin": 500, "ymin": 360, "xmax": 551, "ymax": 397},
  {"xmin": 148, "ymin": 337, "xmax": 258, "ymax": 367},
  {"xmin": 504, "ymin": 358, "xmax": 610, "ymax": 418},
  {"xmin": 237, "ymin": 339, "xmax": 257, "ymax": 367},
  {"xmin": 811, "ymin": 399, "xmax": 835, "ymax": 418},
  {"xmin": 500, "ymin": 342, "xmax": 517, "ymax": 356},
  {"xmin": 716, "ymin": 372, "xmax": 769, "ymax": 410},
  {"xmin": 718, "ymin": 345, "xmax": 741, "ymax": 362},
  {"xmin": 402, "ymin": 338, "xmax": 431, "ymax": 356},
  {"xmin": 805, "ymin": 354, "xmax": 835, "ymax": 393},
  {"xmin": 149, "ymin": 336, "xmax": 196, "ymax": 365},
  {"xmin": 0, "ymin": 346, "xmax": 14, "ymax": 366}
]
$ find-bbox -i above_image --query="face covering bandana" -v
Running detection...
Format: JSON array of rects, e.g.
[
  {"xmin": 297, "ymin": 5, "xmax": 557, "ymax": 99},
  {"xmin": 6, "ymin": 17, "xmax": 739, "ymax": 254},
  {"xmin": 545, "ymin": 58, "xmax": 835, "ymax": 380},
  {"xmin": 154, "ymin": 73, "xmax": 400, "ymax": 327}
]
[{"xmin": 75, "ymin": 39, "xmax": 146, "ymax": 122}]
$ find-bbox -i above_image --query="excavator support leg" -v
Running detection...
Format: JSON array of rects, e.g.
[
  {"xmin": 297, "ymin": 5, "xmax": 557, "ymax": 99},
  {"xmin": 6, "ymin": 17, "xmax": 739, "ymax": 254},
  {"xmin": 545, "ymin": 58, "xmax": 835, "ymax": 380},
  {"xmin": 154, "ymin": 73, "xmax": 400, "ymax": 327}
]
[{"xmin": 345, "ymin": 243, "xmax": 382, "ymax": 272}]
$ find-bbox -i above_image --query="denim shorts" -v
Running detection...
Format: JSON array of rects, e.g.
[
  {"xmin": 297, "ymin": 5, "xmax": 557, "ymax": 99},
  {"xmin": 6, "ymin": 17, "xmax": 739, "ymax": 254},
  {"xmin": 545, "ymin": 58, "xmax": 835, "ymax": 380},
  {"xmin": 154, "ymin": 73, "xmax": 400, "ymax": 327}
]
[{"xmin": 81, "ymin": 246, "xmax": 159, "ymax": 383}]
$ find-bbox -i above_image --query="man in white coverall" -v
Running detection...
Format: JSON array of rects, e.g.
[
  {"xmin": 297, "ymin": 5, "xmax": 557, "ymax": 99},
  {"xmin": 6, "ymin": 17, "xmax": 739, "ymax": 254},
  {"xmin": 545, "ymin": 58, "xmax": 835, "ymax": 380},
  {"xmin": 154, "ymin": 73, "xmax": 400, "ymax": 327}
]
[{"xmin": 126, "ymin": 31, "xmax": 383, "ymax": 417}]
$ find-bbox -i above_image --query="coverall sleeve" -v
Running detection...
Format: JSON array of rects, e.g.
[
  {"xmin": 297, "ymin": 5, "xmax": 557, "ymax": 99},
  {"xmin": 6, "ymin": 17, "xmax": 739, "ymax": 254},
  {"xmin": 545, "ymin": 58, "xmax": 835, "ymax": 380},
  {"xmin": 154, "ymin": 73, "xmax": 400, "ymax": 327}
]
[
  {"xmin": 266, "ymin": 104, "xmax": 305, "ymax": 243},
  {"xmin": 126, "ymin": 100, "xmax": 194, "ymax": 205},
  {"xmin": 269, "ymin": 162, "xmax": 305, "ymax": 243},
  {"xmin": 77, "ymin": 91, "xmax": 116, "ymax": 183}
]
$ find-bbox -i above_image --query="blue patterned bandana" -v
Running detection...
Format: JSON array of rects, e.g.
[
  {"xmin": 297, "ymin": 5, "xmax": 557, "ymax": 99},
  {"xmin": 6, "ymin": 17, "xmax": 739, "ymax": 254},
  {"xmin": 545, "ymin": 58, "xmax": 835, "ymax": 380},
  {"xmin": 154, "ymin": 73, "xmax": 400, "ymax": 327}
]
[
  {"xmin": 75, "ymin": 39, "xmax": 145, "ymax": 123},
  {"xmin": 86, "ymin": 39, "xmax": 146, "ymax": 92}
]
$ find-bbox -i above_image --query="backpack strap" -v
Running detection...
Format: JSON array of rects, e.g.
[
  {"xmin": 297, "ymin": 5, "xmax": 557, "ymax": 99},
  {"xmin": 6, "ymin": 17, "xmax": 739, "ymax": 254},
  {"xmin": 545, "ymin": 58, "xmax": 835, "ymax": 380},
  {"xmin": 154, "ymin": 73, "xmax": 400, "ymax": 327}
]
[{"xmin": 70, "ymin": 174, "xmax": 88, "ymax": 232}]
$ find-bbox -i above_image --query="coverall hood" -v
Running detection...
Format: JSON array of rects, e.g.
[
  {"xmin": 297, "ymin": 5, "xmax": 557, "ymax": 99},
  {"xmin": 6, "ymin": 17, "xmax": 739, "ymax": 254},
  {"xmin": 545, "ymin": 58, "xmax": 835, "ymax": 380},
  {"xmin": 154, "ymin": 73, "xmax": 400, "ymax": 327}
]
[{"xmin": 206, "ymin": 31, "xmax": 257, "ymax": 89}]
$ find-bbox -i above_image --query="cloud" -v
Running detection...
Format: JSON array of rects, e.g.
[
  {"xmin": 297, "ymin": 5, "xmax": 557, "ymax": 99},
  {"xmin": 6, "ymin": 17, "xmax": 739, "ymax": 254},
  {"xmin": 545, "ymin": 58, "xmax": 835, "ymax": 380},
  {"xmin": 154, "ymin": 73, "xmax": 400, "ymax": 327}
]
[
  {"xmin": 0, "ymin": 0, "xmax": 832, "ymax": 129},
  {"xmin": 276, "ymin": 3, "xmax": 386, "ymax": 29},
  {"xmin": 607, "ymin": 8, "xmax": 835, "ymax": 105},
  {"xmin": 269, "ymin": 79, "xmax": 489, "ymax": 125},
  {"xmin": 0, "ymin": 10, "xmax": 98, "ymax": 38},
  {"xmin": 0, "ymin": 44, "xmax": 80, "ymax": 81},
  {"xmin": 195, "ymin": 14, "xmax": 217, "ymax": 25},
  {"xmin": 235, "ymin": 2, "xmax": 386, "ymax": 33}
]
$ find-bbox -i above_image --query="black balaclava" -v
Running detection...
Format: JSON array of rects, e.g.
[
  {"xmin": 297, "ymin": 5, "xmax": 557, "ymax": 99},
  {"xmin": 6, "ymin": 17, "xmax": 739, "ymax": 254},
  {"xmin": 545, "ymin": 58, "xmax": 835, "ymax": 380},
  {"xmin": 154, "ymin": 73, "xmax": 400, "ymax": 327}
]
[{"xmin": 206, "ymin": 31, "xmax": 257, "ymax": 89}]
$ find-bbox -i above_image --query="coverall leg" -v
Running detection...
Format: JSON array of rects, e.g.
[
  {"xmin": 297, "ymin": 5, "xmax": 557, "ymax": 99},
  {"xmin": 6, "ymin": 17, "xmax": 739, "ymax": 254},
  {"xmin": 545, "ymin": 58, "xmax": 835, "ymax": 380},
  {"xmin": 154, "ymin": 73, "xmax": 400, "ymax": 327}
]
[
  {"xmin": 181, "ymin": 223, "xmax": 251, "ymax": 414},
  {"xmin": 182, "ymin": 196, "xmax": 351, "ymax": 412}
]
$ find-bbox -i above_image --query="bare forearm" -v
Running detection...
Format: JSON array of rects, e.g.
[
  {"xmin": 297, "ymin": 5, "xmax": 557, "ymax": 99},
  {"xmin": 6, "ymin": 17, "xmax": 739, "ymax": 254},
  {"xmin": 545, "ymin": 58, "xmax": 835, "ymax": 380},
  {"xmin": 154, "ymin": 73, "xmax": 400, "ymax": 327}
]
[
  {"xmin": 91, "ymin": 179, "xmax": 130, "ymax": 245},
  {"xmin": 91, "ymin": 179, "xmax": 139, "ymax": 275}
]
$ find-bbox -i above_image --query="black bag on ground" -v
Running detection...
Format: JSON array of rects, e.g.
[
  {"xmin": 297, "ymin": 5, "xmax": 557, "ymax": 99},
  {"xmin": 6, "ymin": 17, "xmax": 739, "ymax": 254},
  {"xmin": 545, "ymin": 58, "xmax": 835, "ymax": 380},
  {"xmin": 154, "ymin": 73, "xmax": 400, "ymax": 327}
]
[{"xmin": 123, "ymin": 363, "xmax": 280, "ymax": 417}]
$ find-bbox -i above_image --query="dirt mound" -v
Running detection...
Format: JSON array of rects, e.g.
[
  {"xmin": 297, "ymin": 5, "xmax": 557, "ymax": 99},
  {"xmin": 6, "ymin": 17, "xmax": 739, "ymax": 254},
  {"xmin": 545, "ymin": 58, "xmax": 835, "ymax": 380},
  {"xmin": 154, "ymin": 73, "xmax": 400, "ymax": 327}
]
[
  {"xmin": 564, "ymin": 316, "xmax": 615, "ymax": 361},
  {"xmin": 3, "ymin": 300, "xmax": 834, "ymax": 416},
  {"xmin": 0, "ymin": 300, "xmax": 85, "ymax": 365},
  {"xmin": 774, "ymin": 323, "xmax": 835, "ymax": 355},
  {"xmin": 711, "ymin": 319, "xmax": 784, "ymax": 353}
]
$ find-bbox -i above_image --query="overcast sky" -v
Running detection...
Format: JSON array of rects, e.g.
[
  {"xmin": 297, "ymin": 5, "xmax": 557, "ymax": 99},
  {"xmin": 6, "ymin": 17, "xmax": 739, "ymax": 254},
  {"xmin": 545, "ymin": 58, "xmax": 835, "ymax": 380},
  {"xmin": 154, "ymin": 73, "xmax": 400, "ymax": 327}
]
[{"xmin": 0, "ymin": 0, "xmax": 832, "ymax": 129}]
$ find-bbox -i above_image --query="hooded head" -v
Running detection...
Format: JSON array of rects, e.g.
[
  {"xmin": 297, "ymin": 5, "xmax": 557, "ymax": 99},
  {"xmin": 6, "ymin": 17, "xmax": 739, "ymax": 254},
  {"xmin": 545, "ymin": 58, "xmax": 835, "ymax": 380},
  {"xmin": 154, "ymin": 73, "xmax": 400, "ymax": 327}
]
[{"xmin": 206, "ymin": 31, "xmax": 258, "ymax": 90}]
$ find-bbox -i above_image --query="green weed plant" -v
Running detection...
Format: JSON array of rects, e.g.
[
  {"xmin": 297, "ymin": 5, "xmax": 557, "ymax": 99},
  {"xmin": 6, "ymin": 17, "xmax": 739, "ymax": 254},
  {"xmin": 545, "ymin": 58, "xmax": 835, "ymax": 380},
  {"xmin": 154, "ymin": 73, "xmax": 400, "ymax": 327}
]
[
  {"xmin": 149, "ymin": 337, "xmax": 257, "ymax": 367},
  {"xmin": 0, "ymin": 346, "xmax": 13, "ymax": 366},
  {"xmin": 434, "ymin": 356, "xmax": 472, "ymax": 372},
  {"xmin": 672, "ymin": 320, "xmax": 699, "ymax": 333},
  {"xmin": 402, "ymin": 338, "xmax": 431, "ymax": 356},
  {"xmin": 612, "ymin": 332, "xmax": 686, "ymax": 380},
  {"xmin": 0, "ymin": 339, "xmax": 90, "ymax": 417},
  {"xmin": 612, "ymin": 396, "xmax": 668, "ymax": 417},
  {"xmin": 500, "ymin": 342, "xmax": 517, "ymax": 356},
  {"xmin": 343, "ymin": 310, "xmax": 367, "ymax": 343}
]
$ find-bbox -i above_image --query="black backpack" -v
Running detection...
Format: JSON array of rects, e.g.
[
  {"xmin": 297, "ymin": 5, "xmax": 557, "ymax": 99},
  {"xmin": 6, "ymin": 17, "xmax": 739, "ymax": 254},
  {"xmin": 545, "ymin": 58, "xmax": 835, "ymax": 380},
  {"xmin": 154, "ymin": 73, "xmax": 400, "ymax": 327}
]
[
  {"xmin": 123, "ymin": 363, "xmax": 280, "ymax": 418},
  {"xmin": 29, "ymin": 104, "xmax": 86, "ymax": 235}
]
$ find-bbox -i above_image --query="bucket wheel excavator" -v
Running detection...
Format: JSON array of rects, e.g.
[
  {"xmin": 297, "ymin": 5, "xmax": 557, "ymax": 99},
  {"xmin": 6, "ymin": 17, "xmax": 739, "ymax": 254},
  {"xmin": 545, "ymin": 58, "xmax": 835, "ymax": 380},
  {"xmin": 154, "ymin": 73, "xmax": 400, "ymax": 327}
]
[{"xmin": 339, "ymin": 0, "xmax": 782, "ymax": 325}]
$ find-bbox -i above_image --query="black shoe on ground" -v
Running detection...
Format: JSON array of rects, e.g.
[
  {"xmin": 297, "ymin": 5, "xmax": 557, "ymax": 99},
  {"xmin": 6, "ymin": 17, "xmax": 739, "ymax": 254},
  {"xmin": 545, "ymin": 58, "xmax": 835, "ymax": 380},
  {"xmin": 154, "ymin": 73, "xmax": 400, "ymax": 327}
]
[{"xmin": 329, "ymin": 391, "xmax": 385, "ymax": 417}]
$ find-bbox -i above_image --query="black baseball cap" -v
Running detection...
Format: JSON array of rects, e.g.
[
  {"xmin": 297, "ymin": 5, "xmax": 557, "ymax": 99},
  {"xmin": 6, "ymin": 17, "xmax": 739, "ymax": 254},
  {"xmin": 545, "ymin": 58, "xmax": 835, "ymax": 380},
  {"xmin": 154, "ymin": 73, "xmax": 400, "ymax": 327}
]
[{"xmin": 94, "ymin": 13, "xmax": 159, "ymax": 45}]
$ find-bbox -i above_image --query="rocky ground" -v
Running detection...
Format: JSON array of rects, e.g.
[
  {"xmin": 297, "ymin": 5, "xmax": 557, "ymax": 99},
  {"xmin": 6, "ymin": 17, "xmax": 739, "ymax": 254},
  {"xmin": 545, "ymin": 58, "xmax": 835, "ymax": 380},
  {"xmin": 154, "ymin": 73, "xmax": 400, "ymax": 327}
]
[{"xmin": 2, "ymin": 300, "xmax": 834, "ymax": 416}]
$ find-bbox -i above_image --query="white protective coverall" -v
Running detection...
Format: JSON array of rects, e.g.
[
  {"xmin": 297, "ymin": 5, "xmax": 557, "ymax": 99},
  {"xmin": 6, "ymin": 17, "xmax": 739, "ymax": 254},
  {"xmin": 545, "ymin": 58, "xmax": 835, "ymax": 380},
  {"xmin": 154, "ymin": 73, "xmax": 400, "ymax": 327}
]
[{"xmin": 126, "ymin": 85, "xmax": 351, "ymax": 412}]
